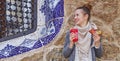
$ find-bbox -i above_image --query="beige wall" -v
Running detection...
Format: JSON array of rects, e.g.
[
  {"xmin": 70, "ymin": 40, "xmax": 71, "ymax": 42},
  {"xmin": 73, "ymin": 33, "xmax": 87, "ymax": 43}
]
[{"xmin": 1, "ymin": 0, "xmax": 120, "ymax": 61}]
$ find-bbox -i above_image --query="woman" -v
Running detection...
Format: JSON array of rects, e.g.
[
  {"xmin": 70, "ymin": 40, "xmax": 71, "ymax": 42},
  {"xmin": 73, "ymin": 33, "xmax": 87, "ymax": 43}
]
[{"xmin": 62, "ymin": 4, "xmax": 103, "ymax": 61}]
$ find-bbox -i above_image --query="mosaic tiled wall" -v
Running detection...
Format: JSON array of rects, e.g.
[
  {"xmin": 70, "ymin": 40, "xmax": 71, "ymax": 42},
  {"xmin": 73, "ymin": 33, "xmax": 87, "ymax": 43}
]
[
  {"xmin": 0, "ymin": 0, "xmax": 64, "ymax": 59},
  {"xmin": 2, "ymin": 0, "xmax": 120, "ymax": 61}
]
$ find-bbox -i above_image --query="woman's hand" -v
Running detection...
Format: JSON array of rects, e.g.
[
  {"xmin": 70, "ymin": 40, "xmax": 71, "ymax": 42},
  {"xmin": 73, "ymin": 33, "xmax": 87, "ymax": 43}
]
[
  {"xmin": 93, "ymin": 32, "xmax": 101, "ymax": 48},
  {"xmin": 69, "ymin": 32, "xmax": 75, "ymax": 48}
]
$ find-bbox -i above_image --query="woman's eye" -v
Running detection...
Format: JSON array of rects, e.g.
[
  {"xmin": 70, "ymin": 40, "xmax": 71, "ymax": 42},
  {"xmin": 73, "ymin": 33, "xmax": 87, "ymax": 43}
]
[
  {"xmin": 76, "ymin": 14, "xmax": 79, "ymax": 16},
  {"xmin": 74, "ymin": 14, "xmax": 79, "ymax": 17}
]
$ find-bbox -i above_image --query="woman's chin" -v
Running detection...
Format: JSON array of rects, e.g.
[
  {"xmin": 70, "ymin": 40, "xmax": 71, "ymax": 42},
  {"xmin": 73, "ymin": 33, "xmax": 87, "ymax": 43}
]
[
  {"xmin": 74, "ymin": 23, "xmax": 78, "ymax": 25},
  {"xmin": 76, "ymin": 22, "xmax": 80, "ymax": 25}
]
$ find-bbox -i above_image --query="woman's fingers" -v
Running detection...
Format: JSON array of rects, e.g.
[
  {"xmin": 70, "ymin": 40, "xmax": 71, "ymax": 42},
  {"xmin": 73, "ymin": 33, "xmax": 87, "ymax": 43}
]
[
  {"xmin": 93, "ymin": 32, "xmax": 100, "ymax": 42},
  {"xmin": 70, "ymin": 33, "xmax": 76, "ymax": 41},
  {"xmin": 70, "ymin": 33, "xmax": 73, "ymax": 41}
]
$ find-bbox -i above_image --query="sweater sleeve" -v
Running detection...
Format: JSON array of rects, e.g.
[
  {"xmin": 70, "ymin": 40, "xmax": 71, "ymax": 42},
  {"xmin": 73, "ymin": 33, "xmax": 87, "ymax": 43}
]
[
  {"xmin": 62, "ymin": 31, "xmax": 74, "ymax": 58},
  {"xmin": 94, "ymin": 38, "xmax": 103, "ymax": 58}
]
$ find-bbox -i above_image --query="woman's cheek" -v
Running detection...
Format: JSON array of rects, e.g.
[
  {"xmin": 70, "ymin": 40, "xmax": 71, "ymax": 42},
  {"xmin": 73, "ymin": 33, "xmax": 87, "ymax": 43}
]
[{"xmin": 74, "ymin": 18, "xmax": 79, "ymax": 24}]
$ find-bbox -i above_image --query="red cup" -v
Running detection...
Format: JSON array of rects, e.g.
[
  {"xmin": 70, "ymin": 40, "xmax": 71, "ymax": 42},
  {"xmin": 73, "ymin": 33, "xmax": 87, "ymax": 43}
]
[{"xmin": 70, "ymin": 28, "xmax": 78, "ymax": 42}]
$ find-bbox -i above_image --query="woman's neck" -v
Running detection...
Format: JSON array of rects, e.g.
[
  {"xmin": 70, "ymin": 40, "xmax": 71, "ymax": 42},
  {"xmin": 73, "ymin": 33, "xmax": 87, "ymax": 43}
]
[{"xmin": 78, "ymin": 21, "xmax": 88, "ymax": 27}]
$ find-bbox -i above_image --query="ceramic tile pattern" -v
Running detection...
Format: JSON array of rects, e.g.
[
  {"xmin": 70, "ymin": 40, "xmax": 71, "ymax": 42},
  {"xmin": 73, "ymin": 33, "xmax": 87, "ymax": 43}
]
[{"xmin": 0, "ymin": 0, "xmax": 64, "ymax": 59}]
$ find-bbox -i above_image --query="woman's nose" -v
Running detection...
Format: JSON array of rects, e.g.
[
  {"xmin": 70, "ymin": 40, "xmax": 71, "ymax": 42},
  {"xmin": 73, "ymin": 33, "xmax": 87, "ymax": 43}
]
[{"xmin": 74, "ymin": 16, "xmax": 77, "ymax": 20}]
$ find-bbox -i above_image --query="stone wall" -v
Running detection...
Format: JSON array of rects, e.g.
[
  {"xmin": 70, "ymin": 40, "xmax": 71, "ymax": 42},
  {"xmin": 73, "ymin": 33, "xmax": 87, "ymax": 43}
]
[
  {"xmin": 1, "ymin": 0, "xmax": 120, "ymax": 61},
  {"xmin": 64, "ymin": 0, "xmax": 120, "ymax": 61},
  {"xmin": 31, "ymin": 0, "xmax": 119, "ymax": 61}
]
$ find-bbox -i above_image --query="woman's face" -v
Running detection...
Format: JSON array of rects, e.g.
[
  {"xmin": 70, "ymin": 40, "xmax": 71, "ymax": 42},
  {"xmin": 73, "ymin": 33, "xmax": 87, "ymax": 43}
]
[{"xmin": 74, "ymin": 9, "xmax": 88, "ymax": 25}]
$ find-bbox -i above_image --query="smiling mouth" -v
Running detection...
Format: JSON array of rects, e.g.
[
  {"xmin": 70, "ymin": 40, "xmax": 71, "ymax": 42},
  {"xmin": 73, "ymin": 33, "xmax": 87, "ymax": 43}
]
[{"xmin": 74, "ymin": 19, "xmax": 78, "ymax": 24}]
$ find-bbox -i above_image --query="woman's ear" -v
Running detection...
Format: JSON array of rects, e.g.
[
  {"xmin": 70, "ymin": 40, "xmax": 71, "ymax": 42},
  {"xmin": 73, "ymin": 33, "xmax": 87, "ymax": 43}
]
[{"xmin": 84, "ymin": 14, "xmax": 89, "ymax": 20}]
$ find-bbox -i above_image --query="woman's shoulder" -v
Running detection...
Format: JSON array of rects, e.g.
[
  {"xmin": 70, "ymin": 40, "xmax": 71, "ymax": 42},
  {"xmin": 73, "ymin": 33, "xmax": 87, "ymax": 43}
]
[
  {"xmin": 65, "ymin": 30, "xmax": 70, "ymax": 38},
  {"xmin": 89, "ymin": 21, "xmax": 98, "ymax": 29},
  {"xmin": 66, "ymin": 30, "xmax": 70, "ymax": 33}
]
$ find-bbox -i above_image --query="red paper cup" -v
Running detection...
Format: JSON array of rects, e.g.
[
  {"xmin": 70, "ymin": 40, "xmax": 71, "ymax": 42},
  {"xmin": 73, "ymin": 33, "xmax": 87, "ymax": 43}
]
[{"xmin": 70, "ymin": 28, "xmax": 78, "ymax": 42}]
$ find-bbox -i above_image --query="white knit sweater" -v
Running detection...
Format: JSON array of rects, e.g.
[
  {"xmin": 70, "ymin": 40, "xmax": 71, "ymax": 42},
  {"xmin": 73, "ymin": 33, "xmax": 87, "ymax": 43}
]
[{"xmin": 74, "ymin": 22, "xmax": 97, "ymax": 61}]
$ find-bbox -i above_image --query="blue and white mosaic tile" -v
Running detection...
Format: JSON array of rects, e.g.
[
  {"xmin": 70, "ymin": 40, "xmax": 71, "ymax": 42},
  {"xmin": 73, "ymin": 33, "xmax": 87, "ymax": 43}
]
[{"xmin": 0, "ymin": 0, "xmax": 64, "ymax": 59}]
